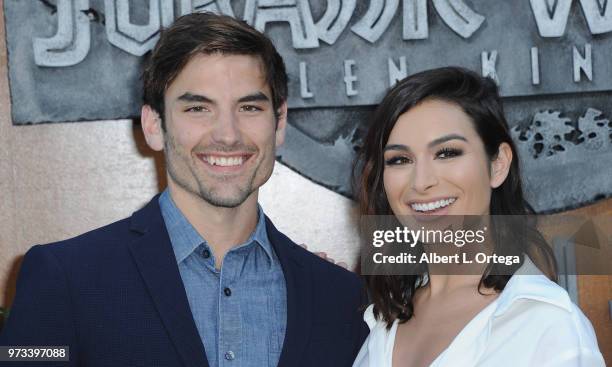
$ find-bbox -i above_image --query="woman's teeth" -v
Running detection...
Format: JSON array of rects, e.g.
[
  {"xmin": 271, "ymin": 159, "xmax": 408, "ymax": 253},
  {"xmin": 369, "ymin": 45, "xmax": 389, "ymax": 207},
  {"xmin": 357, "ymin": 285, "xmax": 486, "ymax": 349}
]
[{"xmin": 410, "ymin": 198, "xmax": 456, "ymax": 212}]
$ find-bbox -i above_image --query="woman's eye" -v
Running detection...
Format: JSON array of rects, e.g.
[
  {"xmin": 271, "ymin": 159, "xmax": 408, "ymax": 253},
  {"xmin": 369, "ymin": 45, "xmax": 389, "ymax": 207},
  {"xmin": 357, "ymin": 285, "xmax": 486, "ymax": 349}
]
[
  {"xmin": 240, "ymin": 105, "xmax": 262, "ymax": 112},
  {"xmin": 436, "ymin": 148, "xmax": 463, "ymax": 159},
  {"xmin": 385, "ymin": 156, "xmax": 412, "ymax": 165}
]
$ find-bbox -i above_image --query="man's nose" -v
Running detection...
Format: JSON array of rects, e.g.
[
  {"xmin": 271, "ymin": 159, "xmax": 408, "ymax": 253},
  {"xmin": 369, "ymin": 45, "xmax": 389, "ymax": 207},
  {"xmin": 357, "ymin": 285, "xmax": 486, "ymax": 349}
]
[{"xmin": 211, "ymin": 110, "xmax": 240, "ymax": 146}]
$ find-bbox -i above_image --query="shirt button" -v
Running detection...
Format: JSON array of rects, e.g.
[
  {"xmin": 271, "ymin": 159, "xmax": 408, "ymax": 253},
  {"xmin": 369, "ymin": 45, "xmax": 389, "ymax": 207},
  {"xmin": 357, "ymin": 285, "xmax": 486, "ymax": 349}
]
[
  {"xmin": 224, "ymin": 351, "xmax": 235, "ymax": 360},
  {"xmin": 202, "ymin": 249, "xmax": 211, "ymax": 259},
  {"xmin": 224, "ymin": 287, "xmax": 232, "ymax": 297}
]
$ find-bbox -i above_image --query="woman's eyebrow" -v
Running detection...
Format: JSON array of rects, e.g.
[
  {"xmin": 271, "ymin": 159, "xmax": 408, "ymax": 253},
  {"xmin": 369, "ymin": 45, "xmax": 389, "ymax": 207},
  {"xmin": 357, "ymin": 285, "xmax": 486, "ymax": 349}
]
[
  {"xmin": 384, "ymin": 134, "xmax": 467, "ymax": 152},
  {"xmin": 384, "ymin": 144, "xmax": 411, "ymax": 153},
  {"xmin": 428, "ymin": 134, "xmax": 467, "ymax": 147}
]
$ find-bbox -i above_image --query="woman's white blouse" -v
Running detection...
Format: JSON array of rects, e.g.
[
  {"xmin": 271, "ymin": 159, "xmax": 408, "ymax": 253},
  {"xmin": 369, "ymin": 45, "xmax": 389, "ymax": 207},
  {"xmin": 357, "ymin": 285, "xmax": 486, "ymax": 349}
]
[{"xmin": 353, "ymin": 260, "xmax": 606, "ymax": 367}]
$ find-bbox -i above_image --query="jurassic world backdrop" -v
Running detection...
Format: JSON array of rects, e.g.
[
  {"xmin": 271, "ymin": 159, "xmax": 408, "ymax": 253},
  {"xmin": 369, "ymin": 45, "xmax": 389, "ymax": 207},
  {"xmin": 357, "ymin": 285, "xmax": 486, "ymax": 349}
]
[{"xmin": 4, "ymin": 0, "xmax": 612, "ymax": 212}]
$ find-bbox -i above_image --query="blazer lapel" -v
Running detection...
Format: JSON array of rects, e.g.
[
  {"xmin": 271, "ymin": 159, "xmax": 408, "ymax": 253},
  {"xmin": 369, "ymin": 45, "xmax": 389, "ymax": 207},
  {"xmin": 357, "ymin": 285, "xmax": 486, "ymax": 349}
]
[
  {"xmin": 266, "ymin": 217, "xmax": 314, "ymax": 367},
  {"xmin": 128, "ymin": 196, "xmax": 209, "ymax": 367}
]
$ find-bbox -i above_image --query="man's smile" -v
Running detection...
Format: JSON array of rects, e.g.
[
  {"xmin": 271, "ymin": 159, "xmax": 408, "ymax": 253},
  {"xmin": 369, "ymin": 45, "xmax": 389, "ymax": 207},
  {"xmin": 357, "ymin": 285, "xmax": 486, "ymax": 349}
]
[{"xmin": 196, "ymin": 152, "xmax": 255, "ymax": 173}]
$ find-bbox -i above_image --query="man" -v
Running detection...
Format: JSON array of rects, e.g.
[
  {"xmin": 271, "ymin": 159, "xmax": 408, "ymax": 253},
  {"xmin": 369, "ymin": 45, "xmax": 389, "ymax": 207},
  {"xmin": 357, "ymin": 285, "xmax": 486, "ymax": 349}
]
[{"xmin": 0, "ymin": 13, "xmax": 368, "ymax": 367}]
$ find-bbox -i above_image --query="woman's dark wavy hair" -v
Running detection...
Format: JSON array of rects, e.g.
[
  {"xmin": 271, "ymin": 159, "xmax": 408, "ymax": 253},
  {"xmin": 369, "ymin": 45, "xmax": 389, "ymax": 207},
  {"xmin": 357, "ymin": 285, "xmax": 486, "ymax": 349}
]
[{"xmin": 354, "ymin": 67, "xmax": 557, "ymax": 328}]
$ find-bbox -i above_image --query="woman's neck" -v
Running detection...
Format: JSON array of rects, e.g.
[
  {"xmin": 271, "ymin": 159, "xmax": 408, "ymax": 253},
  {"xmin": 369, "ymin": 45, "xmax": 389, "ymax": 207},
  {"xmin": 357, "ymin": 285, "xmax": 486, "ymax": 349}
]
[{"xmin": 423, "ymin": 274, "xmax": 491, "ymax": 298}]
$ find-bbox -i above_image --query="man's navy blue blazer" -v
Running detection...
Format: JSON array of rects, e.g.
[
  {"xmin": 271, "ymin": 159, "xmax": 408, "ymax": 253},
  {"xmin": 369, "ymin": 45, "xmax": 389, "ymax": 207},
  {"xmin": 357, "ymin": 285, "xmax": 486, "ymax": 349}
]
[{"xmin": 0, "ymin": 195, "xmax": 369, "ymax": 367}]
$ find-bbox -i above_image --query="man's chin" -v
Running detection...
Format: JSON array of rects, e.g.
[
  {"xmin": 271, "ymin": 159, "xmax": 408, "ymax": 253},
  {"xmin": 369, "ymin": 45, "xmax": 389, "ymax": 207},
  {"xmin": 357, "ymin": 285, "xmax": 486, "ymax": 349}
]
[
  {"xmin": 199, "ymin": 189, "xmax": 252, "ymax": 209},
  {"xmin": 205, "ymin": 198, "xmax": 245, "ymax": 208}
]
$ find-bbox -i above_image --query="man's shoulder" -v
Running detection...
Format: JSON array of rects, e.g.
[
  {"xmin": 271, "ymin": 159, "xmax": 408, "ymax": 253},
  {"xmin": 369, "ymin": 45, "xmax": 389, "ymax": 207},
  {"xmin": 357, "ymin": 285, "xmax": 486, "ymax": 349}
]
[
  {"xmin": 296, "ymin": 245, "xmax": 361, "ymax": 283},
  {"xmin": 270, "ymin": 226, "xmax": 362, "ymax": 289},
  {"xmin": 34, "ymin": 215, "xmax": 137, "ymax": 261},
  {"xmin": 36, "ymin": 195, "xmax": 161, "ymax": 258}
]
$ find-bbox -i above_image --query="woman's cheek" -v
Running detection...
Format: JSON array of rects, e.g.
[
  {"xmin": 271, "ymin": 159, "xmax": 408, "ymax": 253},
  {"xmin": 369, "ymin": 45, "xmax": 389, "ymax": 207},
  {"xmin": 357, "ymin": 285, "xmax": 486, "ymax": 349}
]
[
  {"xmin": 384, "ymin": 169, "xmax": 408, "ymax": 213},
  {"xmin": 450, "ymin": 160, "xmax": 492, "ymax": 214}
]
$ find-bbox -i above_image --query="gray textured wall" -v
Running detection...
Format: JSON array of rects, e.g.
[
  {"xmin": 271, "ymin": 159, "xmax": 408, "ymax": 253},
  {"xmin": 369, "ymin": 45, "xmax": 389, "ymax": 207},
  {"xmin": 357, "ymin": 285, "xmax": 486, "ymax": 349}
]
[{"xmin": 4, "ymin": 0, "xmax": 612, "ymax": 212}]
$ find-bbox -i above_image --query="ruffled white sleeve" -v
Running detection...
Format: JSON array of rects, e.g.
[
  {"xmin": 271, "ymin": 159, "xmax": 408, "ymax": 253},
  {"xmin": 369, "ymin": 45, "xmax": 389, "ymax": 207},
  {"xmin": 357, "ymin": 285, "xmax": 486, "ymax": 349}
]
[{"xmin": 352, "ymin": 304, "xmax": 396, "ymax": 367}]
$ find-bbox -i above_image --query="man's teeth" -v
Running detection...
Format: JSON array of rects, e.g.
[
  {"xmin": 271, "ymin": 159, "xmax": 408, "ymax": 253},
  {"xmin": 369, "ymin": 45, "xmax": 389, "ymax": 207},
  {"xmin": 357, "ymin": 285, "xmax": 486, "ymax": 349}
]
[
  {"xmin": 205, "ymin": 156, "xmax": 244, "ymax": 167},
  {"xmin": 411, "ymin": 198, "xmax": 456, "ymax": 212}
]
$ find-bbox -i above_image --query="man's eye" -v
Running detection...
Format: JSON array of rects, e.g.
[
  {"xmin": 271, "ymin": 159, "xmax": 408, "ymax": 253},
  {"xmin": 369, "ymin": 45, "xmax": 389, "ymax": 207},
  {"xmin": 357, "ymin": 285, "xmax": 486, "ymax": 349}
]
[
  {"xmin": 240, "ymin": 105, "xmax": 262, "ymax": 113},
  {"xmin": 185, "ymin": 106, "xmax": 207, "ymax": 113},
  {"xmin": 385, "ymin": 156, "xmax": 412, "ymax": 166}
]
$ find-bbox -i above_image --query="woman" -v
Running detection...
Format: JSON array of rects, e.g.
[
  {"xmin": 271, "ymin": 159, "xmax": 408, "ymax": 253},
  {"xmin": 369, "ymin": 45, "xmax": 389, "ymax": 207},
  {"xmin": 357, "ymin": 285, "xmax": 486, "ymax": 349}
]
[{"xmin": 352, "ymin": 67, "xmax": 605, "ymax": 366}]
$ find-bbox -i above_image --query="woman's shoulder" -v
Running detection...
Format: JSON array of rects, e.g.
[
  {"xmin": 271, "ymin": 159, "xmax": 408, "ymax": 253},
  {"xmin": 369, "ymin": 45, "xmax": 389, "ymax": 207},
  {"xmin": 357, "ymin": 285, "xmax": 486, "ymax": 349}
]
[
  {"xmin": 498, "ymin": 262, "xmax": 588, "ymax": 322},
  {"xmin": 490, "ymin": 267, "xmax": 602, "ymax": 359}
]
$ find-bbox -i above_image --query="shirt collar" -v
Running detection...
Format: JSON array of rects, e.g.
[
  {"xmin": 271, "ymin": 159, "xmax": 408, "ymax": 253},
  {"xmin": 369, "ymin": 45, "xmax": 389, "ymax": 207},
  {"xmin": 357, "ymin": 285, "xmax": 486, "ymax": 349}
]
[
  {"xmin": 251, "ymin": 206, "xmax": 275, "ymax": 260},
  {"xmin": 158, "ymin": 189, "xmax": 274, "ymax": 264},
  {"xmin": 494, "ymin": 256, "xmax": 573, "ymax": 317}
]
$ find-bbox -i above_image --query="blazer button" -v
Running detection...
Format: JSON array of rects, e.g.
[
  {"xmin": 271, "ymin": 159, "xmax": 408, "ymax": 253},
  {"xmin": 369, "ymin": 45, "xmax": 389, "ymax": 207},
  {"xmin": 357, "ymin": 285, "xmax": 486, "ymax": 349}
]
[
  {"xmin": 224, "ymin": 287, "xmax": 232, "ymax": 297},
  {"xmin": 224, "ymin": 351, "xmax": 235, "ymax": 360}
]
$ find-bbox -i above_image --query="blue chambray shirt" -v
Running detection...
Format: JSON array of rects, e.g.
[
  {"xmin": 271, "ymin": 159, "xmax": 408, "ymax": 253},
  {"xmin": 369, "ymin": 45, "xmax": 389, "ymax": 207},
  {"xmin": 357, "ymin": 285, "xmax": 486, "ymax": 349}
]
[{"xmin": 159, "ymin": 190, "xmax": 287, "ymax": 367}]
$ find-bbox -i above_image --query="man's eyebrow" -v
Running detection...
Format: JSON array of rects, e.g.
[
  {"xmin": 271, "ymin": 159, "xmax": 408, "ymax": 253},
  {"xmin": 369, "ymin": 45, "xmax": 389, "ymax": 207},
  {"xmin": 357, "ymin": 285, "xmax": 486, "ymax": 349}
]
[
  {"xmin": 176, "ymin": 92, "xmax": 213, "ymax": 103},
  {"xmin": 238, "ymin": 92, "xmax": 270, "ymax": 103},
  {"xmin": 427, "ymin": 134, "xmax": 467, "ymax": 147}
]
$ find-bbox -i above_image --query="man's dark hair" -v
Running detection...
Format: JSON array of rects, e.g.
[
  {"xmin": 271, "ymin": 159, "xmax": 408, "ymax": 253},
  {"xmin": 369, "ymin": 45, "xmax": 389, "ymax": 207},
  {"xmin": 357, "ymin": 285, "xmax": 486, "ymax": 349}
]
[{"xmin": 142, "ymin": 12, "xmax": 288, "ymax": 129}]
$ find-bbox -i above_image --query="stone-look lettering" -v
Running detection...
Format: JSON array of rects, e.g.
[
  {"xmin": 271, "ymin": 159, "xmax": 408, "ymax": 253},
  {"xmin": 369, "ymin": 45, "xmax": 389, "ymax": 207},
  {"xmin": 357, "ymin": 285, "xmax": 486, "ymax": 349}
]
[
  {"xmin": 531, "ymin": 47, "xmax": 540, "ymax": 85},
  {"xmin": 299, "ymin": 62, "xmax": 314, "ymax": 98},
  {"xmin": 530, "ymin": 0, "xmax": 572, "ymax": 37},
  {"xmin": 403, "ymin": 0, "xmax": 428, "ymax": 39},
  {"xmin": 244, "ymin": 0, "xmax": 319, "ymax": 49},
  {"xmin": 344, "ymin": 59, "xmax": 358, "ymax": 96},
  {"xmin": 579, "ymin": 0, "xmax": 612, "ymax": 34},
  {"xmin": 315, "ymin": 0, "xmax": 356, "ymax": 45},
  {"xmin": 352, "ymin": 0, "xmax": 400, "ymax": 43},
  {"xmin": 105, "ymin": 0, "xmax": 174, "ymax": 56},
  {"xmin": 179, "ymin": 0, "xmax": 235, "ymax": 17},
  {"xmin": 432, "ymin": 0, "xmax": 485, "ymax": 38},
  {"xmin": 33, "ymin": 0, "xmax": 91, "ymax": 67},
  {"xmin": 573, "ymin": 43, "xmax": 593, "ymax": 82},
  {"xmin": 531, "ymin": 0, "xmax": 612, "ymax": 37},
  {"xmin": 481, "ymin": 50, "xmax": 499, "ymax": 84},
  {"xmin": 388, "ymin": 56, "xmax": 407, "ymax": 86},
  {"xmin": 355, "ymin": 0, "xmax": 484, "ymax": 42}
]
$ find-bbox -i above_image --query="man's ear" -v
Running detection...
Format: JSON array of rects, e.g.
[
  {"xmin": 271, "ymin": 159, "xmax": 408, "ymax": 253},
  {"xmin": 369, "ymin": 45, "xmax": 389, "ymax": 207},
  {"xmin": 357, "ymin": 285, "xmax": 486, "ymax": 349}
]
[
  {"xmin": 490, "ymin": 142, "xmax": 513, "ymax": 189},
  {"xmin": 141, "ymin": 105, "xmax": 164, "ymax": 151},
  {"xmin": 275, "ymin": 102, "xmax": 288, "ymax": 148}
]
